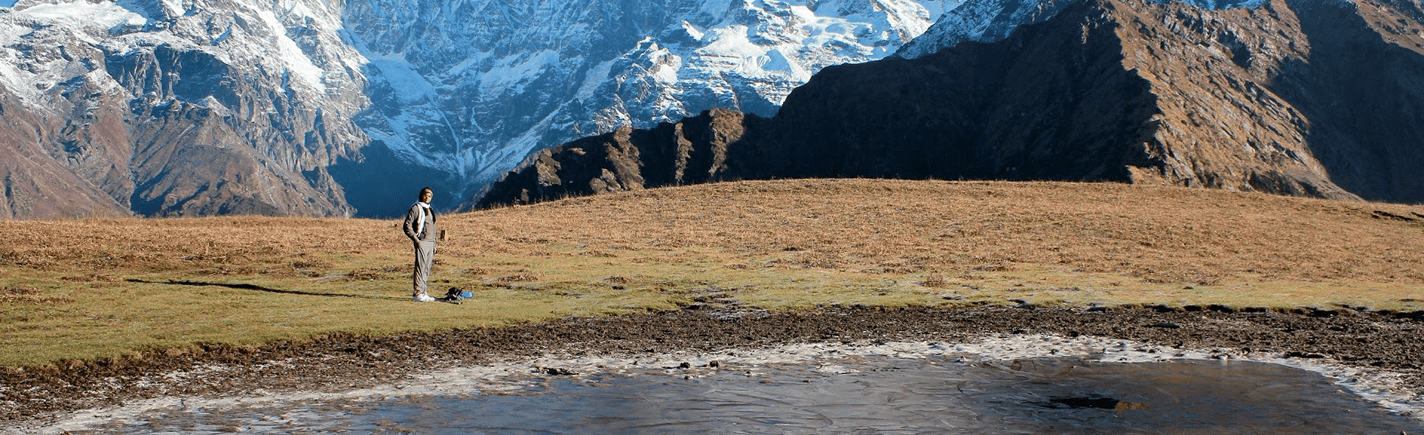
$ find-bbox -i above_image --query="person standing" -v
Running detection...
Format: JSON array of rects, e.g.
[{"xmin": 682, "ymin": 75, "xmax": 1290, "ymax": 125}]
[{"xmin": 403, "ymin": 187, "xmax": 439, "ymax": 302}]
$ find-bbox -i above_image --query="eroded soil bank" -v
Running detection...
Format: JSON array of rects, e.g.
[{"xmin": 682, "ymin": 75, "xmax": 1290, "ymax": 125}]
[{"xmin": 4, "ymin": 304, "xmax": 1422, "ymax": 426}]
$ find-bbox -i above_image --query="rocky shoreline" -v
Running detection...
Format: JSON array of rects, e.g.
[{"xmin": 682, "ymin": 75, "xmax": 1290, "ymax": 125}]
[{"xmin": 5, "ymin": 304, "xmax": 1423, "ymax": 429}]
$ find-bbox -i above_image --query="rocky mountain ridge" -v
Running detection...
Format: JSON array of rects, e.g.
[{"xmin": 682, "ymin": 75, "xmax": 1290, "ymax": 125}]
[{"xmin": 476, "ymin": 0, "xmax": 1424, "ymax": 208}]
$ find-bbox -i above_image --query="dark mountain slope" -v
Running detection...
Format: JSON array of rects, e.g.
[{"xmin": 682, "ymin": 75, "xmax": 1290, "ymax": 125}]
[
  {"xmin": 1269, "ymin": 0, "xmax": 1424, "ymax": 201},
  {"xmin": 752, "ymin": 0, "xmax": 1158, "ymax": 183}
]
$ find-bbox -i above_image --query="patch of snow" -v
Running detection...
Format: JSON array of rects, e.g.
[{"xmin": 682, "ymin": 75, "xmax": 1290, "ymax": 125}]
[
  {"xmin": 681, "ymin": 20, "xmax": 706, "ymax": 41},
  {"xmin": 253, "ymin": 7, "xmax": 326, "ymax": 93},
  {"xmin": 15, "ymin": 1, "xmax": 148, "ymax": 30},
  {"xmin": 444, "ymin": 51, "xmax": 493, "ymax": 78},
  {"xmin": 481, "ymin": 49, "xmax": 559, "ymax": 97},
  {"xmin": 0, "ymin": 64, "xmax": 37, "ymax": 104},
  {"xmin": 160, "ymin": 0, "xmax": 182, "ymax": 17},
  {"xmin": 575, "ymin": 59, "xmax": 615, "ymax": 101},
  {"xmin": 210, "ymin": 26, "xmax": 232, "ymax": 45},
  {"xmin": 113, "ymin": 0, "xmax": 153, "ymax": 21},
  {"xmin": 367, "ymin": 56, "xmax": 436, "ymax": 104},
  {"xmin": 760, "ymin": 48, "xmax": 796, "ymax": 74},
  {"xmin": 85, "ymin": 67, "xmax": 120, "ymax": 93},
  {"xmin": 697, "ymin": 25, "xmax": 770, "ymax": 77},
  {"xmin": 503, "ymin": 109, "xmax": 564, "ymax": 167},
  {"xmin": 648, "ymin": 46, "xmax": 682, "ymax": 85}
]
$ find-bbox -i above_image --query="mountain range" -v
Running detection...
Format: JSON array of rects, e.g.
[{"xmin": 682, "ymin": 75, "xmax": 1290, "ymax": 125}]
[
  {"xmin": 476, "ymin": 0, "xmax": 1424, "ymax": 208},
  {"xmin": 3, "ymin": 0, "xmax": 1421, "ymax": 219},
  {"xmin": 0, "ymin": 0, "xmax": 954, "ymax": 218}
]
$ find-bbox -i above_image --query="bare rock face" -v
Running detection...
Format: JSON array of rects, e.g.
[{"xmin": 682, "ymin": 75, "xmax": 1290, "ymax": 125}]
[
  {"xmin": 1103, "ymin": 0, "xmax": 1415, "ymax": 200},
  {"xmin": 107, "ymin": 44, "xmax": 362, "ymax": 217},
  {"xmin": 0, "ymin": 84, "xmax": 131, "ymax": 219},
  {"xmin": 475, "ymin": 0, "xmax": 1424, "ymax": 208}
]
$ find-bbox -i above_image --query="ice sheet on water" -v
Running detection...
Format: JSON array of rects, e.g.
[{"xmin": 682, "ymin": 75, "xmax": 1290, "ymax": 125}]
[{"xmin": 27, "ymin": 333, "xmax": 1424, "ymax": 434}]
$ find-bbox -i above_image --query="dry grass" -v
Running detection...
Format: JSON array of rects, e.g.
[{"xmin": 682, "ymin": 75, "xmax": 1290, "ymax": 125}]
[{"xmin": 1, "ymin": 179, "xmax": 1421, "ymax": 367}]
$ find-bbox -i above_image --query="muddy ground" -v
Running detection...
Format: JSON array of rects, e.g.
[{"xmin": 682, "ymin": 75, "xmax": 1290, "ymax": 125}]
[{"xmin": 4, "ymin": 304, "xmax": 1423, "ymax": 426}]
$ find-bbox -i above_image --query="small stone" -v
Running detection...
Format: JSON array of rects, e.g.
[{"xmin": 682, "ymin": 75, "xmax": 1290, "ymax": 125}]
[
  {"xmin": 542, "ymin": 367, "xmax": 577, "ymax": 376},
  {"xmin": 1115, "ymin": 401, "xmax": 1151, "ymax": 411}
]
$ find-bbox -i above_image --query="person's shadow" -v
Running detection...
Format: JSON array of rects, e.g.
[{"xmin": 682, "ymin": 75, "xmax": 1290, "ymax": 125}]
[{"xmin": 126, "ymin": 279, "xmax": 403, "ymax": 300}]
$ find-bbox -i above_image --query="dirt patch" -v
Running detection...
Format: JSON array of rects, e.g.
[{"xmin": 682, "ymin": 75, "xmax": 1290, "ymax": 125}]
[{"xmin": 3, "ymin": 305, "xmax": 1421, "ymax": 425}]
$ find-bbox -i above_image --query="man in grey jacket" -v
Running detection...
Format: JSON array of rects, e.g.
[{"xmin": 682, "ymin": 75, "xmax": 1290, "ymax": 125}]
[{"xmin": 403, "ymin": 187, "xmax": 439, "ymax": 302}]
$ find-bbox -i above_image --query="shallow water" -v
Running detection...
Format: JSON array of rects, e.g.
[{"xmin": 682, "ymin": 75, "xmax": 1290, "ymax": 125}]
[{"xmin": 92, "ymin": 356, "xmax": 1423, "ymax": 434}]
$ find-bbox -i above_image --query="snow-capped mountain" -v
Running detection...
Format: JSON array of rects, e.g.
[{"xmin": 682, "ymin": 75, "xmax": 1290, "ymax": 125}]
[
  {"xmin": 0, "ymin": 0, "xmax": 371, "ymax": 218},
  {"xmin": 0, "ymin": 0, "xmax": 959, "ymax": 218},
  {"xmin": 339, "ymin": 0, "xmax": 959, "ymax": 212}
]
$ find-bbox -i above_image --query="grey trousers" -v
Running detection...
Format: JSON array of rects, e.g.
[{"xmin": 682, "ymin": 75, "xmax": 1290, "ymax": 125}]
[{"xmin": 413, "ymin": 241, "xmax": 436, "ymax": 297}]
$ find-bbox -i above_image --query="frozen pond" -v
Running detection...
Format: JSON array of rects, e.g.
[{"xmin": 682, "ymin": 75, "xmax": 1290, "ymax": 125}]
[{"xmin": 72, "ymin": 354, "xmax": 1424, "ymax": 434}]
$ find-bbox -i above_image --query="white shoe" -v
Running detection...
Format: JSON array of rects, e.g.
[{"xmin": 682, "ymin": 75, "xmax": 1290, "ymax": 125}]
[{"xmin": 413, "ymin": 294, "xmax": 435, "ymax": 302}]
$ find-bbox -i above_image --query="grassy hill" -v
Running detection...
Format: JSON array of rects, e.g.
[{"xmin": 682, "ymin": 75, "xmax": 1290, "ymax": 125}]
[{"xmin": 2, "ymin": 179, "xmax": 1421, "ymax": 367}]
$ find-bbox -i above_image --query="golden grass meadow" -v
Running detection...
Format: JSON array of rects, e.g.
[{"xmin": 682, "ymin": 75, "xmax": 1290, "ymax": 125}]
[{"xmin": 1, "ymin": 179, "xmax": 1422, "ymax": 367}]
